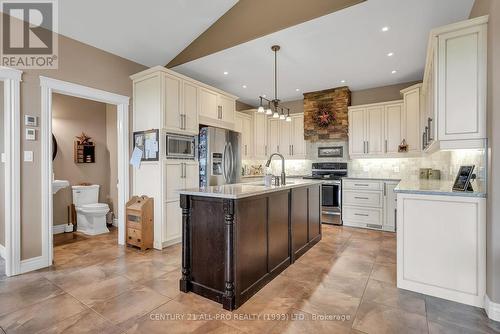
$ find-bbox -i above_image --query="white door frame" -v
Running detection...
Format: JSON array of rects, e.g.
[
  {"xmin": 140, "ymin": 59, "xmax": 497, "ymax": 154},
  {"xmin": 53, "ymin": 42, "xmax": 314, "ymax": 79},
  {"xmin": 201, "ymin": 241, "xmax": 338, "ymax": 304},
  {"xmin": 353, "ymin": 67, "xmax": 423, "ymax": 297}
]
[
  {"xmin": 0, "ymin": 67, "xmax": 22, "ymax": 276},
  {"xmin": 39, "ymin": 76, "xmax": 129, "ymax": 270}
]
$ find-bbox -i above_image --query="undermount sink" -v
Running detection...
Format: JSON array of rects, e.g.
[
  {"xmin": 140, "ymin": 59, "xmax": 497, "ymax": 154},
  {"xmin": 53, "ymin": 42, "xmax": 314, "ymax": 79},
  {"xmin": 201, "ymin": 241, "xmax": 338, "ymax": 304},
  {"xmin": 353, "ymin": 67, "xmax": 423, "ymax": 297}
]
[{"xmin": 53, "ymin": 180, "xmax": 70, "ymax": 194}]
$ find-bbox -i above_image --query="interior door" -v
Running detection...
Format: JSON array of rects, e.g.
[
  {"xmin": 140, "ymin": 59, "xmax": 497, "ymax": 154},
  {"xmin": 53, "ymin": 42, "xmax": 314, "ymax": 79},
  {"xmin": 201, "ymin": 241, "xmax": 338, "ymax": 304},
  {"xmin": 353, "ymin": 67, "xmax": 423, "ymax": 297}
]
[
  {"xmin": 163, "ymin": 74, "xmax": 182, "ymax": 130},
  {"xmin": 183, "ymin": 81, "xmax": 198, "ymax": 133},
  {"xmin": 349, "ymin": 108, "xmax": 366, "ymax": 156},
  {"xmin": 366, "ymin": 106, "xmax": 385, "ymax": 155},
  {"xmin": 385, "ymin": 103, "xmax": 403, "ymax": 154}
]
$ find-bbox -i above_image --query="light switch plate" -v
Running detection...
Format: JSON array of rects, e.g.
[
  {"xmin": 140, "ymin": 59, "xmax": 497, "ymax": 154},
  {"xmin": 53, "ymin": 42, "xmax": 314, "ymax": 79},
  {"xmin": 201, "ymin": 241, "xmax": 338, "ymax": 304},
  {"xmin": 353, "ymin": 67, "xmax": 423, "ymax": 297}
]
[
  {"xmin": 24, "ymin": 115, "xmax": 38, "ymax": 127},
  {"xmin": 24, "ymin": 151, "xmax": 33, "ymax": 162},
  {"xmin": 26, "ymin": 128, "xmax": 36, "ymax": 141}
]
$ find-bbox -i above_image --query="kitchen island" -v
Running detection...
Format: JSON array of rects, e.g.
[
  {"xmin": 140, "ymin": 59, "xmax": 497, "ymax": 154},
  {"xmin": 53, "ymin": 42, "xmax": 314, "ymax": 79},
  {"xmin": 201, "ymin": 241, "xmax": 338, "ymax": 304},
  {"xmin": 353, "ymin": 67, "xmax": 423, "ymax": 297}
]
[{"xmin": 178, "ymin": 180, "xmax": 322, "ymax": 310}]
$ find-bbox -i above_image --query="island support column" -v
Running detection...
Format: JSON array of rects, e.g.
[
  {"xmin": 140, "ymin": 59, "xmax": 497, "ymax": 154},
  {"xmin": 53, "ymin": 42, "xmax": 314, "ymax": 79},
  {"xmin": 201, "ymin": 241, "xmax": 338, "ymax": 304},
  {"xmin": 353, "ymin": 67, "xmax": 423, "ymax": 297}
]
[
  {"xmin": 222, "ymin": 199, "xmax": 235, "ymax": 310},
  {"xmin": 179, "ymin": 195, "xmax": 191, "ymax": 292}
]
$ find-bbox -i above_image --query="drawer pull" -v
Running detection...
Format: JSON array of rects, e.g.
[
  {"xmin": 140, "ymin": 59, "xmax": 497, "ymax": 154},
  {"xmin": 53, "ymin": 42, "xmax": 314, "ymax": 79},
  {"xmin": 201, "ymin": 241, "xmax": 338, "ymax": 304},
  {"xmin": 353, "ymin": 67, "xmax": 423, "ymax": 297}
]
[
  {"xmin": 355, "ymin": 213, "xmax": 369, "ymax": 217},
  {"xmin": 354, "ymin": 197, "xmax": 369, "ymax": 200},
  {"xmin": 354, "ymin": 184, "xmax": 369, "ymax": 186}
]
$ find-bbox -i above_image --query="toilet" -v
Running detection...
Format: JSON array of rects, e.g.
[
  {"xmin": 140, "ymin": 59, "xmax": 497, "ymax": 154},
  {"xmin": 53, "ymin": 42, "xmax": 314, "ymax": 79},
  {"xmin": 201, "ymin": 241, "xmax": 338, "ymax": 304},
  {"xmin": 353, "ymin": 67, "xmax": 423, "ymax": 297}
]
[{"xmin": 72, "ymin": 185, "xmax": 110, "ymax": 235}]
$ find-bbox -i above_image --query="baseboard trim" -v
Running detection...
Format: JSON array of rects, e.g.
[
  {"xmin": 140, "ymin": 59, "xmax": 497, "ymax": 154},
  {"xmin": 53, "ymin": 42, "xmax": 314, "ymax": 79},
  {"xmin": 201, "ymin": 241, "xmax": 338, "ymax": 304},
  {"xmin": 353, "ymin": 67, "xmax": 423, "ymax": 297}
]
[
  {"xmin": 52, "ymin": 224, "xmax": 66, "ymax": 235},
  {"xmin": 485, "ymin": 295, "xmax": 500, "ymax": 322},
  {"xmin": 0, "ymin": 244, "xmax": 5, "ymax": 259},
  {"xmin": 162, "ymin": 237, "xmax": 181, "ymax": 249},
  {"xmin": 20, "ymin": 256, "xmax": 47, "ymax": 274}
]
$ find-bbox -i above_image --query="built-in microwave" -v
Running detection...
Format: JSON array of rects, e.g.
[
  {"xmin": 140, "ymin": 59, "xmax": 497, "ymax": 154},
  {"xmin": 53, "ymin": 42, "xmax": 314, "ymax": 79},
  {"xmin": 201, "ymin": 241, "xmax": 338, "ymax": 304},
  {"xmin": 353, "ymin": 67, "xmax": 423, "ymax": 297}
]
[{"xmin": 166, "ymin": 133, "xmax": 196, "ymax": 159}]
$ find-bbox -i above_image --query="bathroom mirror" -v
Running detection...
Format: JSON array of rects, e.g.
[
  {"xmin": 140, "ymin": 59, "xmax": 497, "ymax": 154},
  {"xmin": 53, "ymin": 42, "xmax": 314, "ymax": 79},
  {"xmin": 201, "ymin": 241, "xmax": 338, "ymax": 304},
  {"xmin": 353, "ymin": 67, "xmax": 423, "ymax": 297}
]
[{"xmin": 52, "ymin": 134, "xmax": 58, "ymax": 161}]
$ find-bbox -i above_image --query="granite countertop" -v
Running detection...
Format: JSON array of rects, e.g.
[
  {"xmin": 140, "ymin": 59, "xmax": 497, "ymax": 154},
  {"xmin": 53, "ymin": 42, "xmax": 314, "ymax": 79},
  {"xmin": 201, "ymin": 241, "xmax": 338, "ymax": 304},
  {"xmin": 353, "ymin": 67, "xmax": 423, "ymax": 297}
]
[
  {"xmin": 178, "ymin": 179, "xmax": 323, "ymax": 199},
  {"xmin": 394, "ymin": 179, "xmax": 486, "ymax": 198},
  {"xmin": 342, "ymin": 176, "xmax": 401, "ymax": 182}
]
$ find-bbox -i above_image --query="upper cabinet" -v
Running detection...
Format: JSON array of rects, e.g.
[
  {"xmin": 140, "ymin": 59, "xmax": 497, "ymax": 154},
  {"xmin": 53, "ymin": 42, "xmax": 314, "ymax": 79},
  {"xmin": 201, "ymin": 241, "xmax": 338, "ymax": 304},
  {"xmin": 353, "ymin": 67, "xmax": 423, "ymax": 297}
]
[
  {"xmin": 131, "ymin": 66, "xmax": 238, "ymax": 134},
  {"xmin": 422, "ymin": 16, "xmax": 488, "ymax": 152},
  {"xmin": 253, "ymin": 112, "xmax": 268, "ymax": 159},
  {"xmin": 235, "ymin": 112, "xmax": 253, "ymax": 159}
]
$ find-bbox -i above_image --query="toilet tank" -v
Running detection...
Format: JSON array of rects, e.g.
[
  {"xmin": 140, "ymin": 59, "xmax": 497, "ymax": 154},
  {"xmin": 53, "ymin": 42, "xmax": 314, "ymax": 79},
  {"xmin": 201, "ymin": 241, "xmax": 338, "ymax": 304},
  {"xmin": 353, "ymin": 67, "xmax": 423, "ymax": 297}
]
[{"xmin": 72, "ymin": 185, "xmax": 100, "ymax": 206}]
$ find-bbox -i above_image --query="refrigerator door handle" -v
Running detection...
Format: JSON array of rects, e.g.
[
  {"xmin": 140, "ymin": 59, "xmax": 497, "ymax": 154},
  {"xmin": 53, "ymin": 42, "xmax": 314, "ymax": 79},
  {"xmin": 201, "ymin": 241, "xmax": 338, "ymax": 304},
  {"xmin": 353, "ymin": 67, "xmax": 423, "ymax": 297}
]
[
  {"xmin": 228, "ymin": 142, "xmax": 234, "ymax": 183},
  {"xmin": 223, "ymin": 142, "xmax": 229, "ymax": 182}
]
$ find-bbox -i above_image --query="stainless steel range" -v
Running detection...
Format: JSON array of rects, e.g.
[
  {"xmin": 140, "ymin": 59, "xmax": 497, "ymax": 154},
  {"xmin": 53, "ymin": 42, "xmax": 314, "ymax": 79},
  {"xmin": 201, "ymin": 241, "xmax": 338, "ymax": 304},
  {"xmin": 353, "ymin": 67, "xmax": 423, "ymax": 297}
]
[{"xmin": 303, "ymin": 162, "xmax": 348, "ymax": 225}]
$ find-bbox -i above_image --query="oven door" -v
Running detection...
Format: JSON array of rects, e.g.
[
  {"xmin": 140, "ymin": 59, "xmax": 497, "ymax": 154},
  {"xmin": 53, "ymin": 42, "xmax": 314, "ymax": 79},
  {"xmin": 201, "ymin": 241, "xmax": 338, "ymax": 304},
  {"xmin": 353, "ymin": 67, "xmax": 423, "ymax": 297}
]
[
  {"xmin": 166, "ymin": 134, "xmax": 195, "ymax": 159},
  {"xmin": 321, "ymin": 181, "xmax": 342, "ymax": 225}
]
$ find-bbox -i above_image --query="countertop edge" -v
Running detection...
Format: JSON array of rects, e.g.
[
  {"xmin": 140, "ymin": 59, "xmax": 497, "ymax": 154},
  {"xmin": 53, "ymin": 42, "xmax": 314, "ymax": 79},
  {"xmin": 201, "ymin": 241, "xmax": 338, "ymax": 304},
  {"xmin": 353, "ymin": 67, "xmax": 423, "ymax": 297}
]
[{"xmin": 394, "ymin": 188, "xmax": 487, "ymax": 198}]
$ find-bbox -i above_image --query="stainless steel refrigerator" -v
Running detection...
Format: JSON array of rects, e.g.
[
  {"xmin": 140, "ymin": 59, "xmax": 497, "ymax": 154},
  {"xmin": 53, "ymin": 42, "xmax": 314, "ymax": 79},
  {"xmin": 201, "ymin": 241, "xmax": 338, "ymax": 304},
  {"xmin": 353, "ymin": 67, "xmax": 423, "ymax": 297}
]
[{"xmin": 199, "ymin": 127, "xmax": 241, "ymax": 187}]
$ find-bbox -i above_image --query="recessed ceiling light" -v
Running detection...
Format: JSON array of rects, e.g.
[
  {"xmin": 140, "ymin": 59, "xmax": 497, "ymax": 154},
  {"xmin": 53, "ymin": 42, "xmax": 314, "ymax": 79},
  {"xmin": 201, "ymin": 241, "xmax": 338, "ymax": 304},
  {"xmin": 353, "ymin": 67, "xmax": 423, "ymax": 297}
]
[
  {"xmin": 242, "ymin": 85, "xmax": 247, "ymax": 88},
  {"xmin": 341, "ymin": 80, "xmax": 346, "ymax": 83},
  {"xmin": 382, "ymin": 26, "xmax": 390, "ymax": 32},
  {"xmin": 295, "ymin": 88, "xmax": 300, "ymax": 92},
  {"xmin": 391, "ymin": 70, "xmax": 397, "ymax": 74},
  {"xmin": 223, "ymin": 71, "xmax": 228, "ymax": 75},
  {"xmin": 387, "ymin": 52, "xmax": 394, "ymax": 57}
]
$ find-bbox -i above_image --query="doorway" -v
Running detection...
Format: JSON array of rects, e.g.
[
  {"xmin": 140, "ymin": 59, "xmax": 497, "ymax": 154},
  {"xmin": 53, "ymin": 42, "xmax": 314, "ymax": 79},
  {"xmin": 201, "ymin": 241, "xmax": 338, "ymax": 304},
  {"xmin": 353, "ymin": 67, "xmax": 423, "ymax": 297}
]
[
  {"xmin": 51, "ymin": 94, "xmax": 118, "ymax": 253},
  {"xmin": 40, "ymin": 77, "xmax": 129, "ymax": 270}
]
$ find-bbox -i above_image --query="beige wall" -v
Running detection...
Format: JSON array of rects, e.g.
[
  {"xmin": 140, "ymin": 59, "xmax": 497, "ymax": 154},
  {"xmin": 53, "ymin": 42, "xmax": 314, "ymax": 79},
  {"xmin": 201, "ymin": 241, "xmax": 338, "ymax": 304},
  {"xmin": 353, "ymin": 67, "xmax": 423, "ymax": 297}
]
[
  {"xmin": 18, "ymin": 33, "xmax": 146, "ymax": 259},
  {"xmin": 106, "ymin": 104, "xmax": 118, "ymax": 217},
  {"xmin": 52, "ymin": 94, "xmax": 113, "ymax": 226},
  {"xmin": 470, "ymin": 0, "xmax": 500, "ymax": 303},
  {"xmin": 0, "ymin": 81, "xmax": 3, "ymax": 247},
  {"xmin": 351, "ymin": 81, "xmax": 420, "ymax": 105}
]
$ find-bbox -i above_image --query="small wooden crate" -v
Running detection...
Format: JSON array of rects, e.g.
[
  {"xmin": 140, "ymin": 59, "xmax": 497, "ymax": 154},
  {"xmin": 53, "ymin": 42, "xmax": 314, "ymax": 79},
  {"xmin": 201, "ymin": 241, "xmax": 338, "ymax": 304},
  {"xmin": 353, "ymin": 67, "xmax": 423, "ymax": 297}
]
[{"xmin": 126, "ymin": 196, "xmax": 154, "ymax": 251}]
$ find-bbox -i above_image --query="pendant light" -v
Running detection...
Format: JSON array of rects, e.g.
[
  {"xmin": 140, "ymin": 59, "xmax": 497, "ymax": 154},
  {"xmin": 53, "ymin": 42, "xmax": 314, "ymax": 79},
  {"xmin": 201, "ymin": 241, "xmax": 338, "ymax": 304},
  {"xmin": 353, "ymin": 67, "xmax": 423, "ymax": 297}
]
[{"xmin": 257, "ymin": 97, "xmax": 265, "ymax": 113}]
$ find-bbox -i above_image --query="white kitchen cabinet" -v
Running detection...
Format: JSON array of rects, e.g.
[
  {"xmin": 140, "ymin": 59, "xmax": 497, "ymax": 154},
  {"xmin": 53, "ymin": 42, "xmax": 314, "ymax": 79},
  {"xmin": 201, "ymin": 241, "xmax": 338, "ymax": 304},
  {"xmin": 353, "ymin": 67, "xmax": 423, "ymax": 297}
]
[
  {"xmin": 132, "ymin": 73, "xmax": 161, "ymax": 131},
  {"xmin": 235, "ymin": 112, "xmax": 253, "ymax": 159},
  {"xmin": 218, "ymin": 94, "xmax": 235, "ymax": 124},
  {"xmin": 397, "ymin": 192, "xmax": 485, "ymax": 307},
  {"xmin": 348, "ymin": 107, "xmax": 366, "ymax": 156},
  {"xmin": 267, "ymin": 118, "xmax": 280, "ymax": 154},
  {"xmin": 199, "ymin": 87, "xmax": 218, "ymax": 120},
  {"xmin": 182, "ymin": 81, "xmax": 199, "ymax": 134},
  {"xmin": 342, "ymin": 178, "xmax": 398, "ymax": 232},
  {"xmin": 401, "ymin": 84, "xmax": 421, "ymax": 153},
  {"xmin": 253, "ymin": 112, "xmax": 268, "ymax": 158},
  {"xmin": 385, "ymin": 103, "xmax": 403, "ymax": 154},
  {"xmin": 163, "ymin": 74, "xmax": 182, "ymax": 131},
  {"xmin": 421, "ymin": 16, "xmax": 488, "ymax": 152},
  {"xmin": 290, "ymin": 114, "xmax": 307, "ymax": 158},
  {"xmin": 280, "ymin": 119, "xmax": 292, "ymax": 157},
  {"xmin": 366, "ymin": 106, "xmax": 385, "ymax": 155},
  {"xmin": 164, "ymin": 201, "xmax": 182, "ymax": 245},
  {"xmin": 384, "ymin": 181, "xmax": 398, "ymax": 231}
]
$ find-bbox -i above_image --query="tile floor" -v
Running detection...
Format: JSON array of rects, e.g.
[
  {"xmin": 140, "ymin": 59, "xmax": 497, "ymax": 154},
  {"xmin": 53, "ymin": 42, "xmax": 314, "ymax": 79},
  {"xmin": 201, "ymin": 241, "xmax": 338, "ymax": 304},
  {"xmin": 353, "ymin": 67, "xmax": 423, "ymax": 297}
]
[{"xmin": 0, "ymin": 225, "xmax": 498, "ymax": 333}]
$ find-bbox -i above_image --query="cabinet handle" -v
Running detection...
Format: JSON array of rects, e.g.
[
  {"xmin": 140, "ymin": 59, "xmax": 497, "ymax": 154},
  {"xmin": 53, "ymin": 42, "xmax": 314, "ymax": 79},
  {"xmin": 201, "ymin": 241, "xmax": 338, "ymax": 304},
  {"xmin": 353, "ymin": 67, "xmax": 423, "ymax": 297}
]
[
  {"xmin": 245, "ymin": 145, "xmax": 247, "ymax": 156},
  {"xmin": 289, "ymin": 145, "xmax": 291, "ymax": 156},
  {"xmin": 427, "ymin": 117, "xmax": 433, "ymax": 141},
  {"xmin": 366, "ymin": 141, "xmax": 369, "ymax": 153},
  {"xmin": 277, "ymin": 145, "xmax": 279, "ymax": 153},
  {"xmin": 385, "ymin": 140, "xmax": 388, "ymax": 153},
  {"xmin": 355, "ymin": 197, "xmax": 369, "ymax": 200},
  {"xmin": 395, "ymin": 209, "xmax": 397, "ymax": 226},
  {"xmin": 355, "ymin": 213, "xmax": 369, "ymax": 217},
  {"xmin": 354, "ymin": 184, "xmax": 369, "ymax": 187},
  {"xmin": 292, "ymin": 145, "xmax": 294, "ymax": 156},
  {"xmin": 220, "ymin": 106, "xmax": 223, "ymax": 120},
  {"xmin": 384, "ymin": 183, "xmax": 387, "ymax": 196},
  {"xmin": 265, "ymin": 145, "xmax": 268, "ymax": 156}
]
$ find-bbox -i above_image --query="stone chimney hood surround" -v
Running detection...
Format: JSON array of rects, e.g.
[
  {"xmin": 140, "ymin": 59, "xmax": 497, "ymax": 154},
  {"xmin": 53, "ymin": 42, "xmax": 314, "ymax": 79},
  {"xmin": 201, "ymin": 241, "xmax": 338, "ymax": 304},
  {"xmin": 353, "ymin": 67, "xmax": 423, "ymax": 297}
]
[{"xmin": 303, "ymin": 86, "xmax": 351, "ymax": 141}]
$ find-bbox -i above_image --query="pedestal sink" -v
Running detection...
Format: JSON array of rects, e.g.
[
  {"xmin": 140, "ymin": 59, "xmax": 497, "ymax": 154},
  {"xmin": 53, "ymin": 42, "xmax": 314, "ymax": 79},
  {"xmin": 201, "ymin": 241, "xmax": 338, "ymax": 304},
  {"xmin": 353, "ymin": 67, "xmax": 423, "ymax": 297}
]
[{"xmin": 53, "ymin": 180, "xmax": 70, "ymax": 194}]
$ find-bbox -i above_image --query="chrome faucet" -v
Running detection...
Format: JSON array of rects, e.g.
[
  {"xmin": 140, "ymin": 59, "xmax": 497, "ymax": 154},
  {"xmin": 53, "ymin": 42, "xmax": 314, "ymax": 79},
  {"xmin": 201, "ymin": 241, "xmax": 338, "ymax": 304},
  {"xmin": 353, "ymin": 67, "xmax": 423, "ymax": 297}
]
[{"xmin": 265, "ymin": 153, "xmax": 286, "ymax": 185}]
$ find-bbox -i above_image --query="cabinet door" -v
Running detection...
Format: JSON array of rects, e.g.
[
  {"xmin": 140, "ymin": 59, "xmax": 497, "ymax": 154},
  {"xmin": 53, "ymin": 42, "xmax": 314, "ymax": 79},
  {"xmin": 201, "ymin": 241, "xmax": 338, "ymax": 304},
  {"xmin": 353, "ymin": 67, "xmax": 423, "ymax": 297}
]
[
  {"xmin": 384, "ymin": 182, "xmax": 398, "ymax": 231},
  {"xmin": 164, "ymin": 201, "xmax": 182, "ymax": 243},
  {"xmin": 254, "ymin": 113, "xmax": 268, "ymax": 158},
  {"xmin": 133, "ymin": 75, "xmax": 161, "ymax": 131},
  {"xmin": 199, "ymin": 88, "xmax": 218, "ymax": 119},
  {"xmin": 242, "ymin": 116, "xmax": 253, "ymax": 158},
  {"xmin": 348, "ymin": 108, "xmax": 366, "ymax": 156},
  {"xmin": 163, "ymin": 74, "xmax": 182, "ymax": 130},
  {"xmin": 291, "ymin": 114, "xmax": 306, "ymax": 158},
  {"xmin": 164, "ymin": 162, "xmax": 183, "ymax": 202},
  {"xmin": 267, "ymin": 118, "xmax": 280, "ymax": 154},
  {"xmin": 366, "ymin": 106, "xmax": 385, "ymax": 155},
  {"xmin": 438, "ymin": 25, "xmax": 486, "ymax": 141},
  {"xmin": 385, "ymin": 103, "xmax": 403, "ymax": 154},
  {"xmin": 183, "ymin": 81, "xmax": 198, "ymax": 133},
  {"xmin": 291, "ymin": 187, "xmax": 308, "ymax": 258},
  {"xmin": 184, "ymin": 162, "xmax": 199, "ymax": 189},
  {"xmin": 219, "ymin": 95, "xmax": 235, "ymax": 124},
  {"xmin": 279, "ymin": 120, "xmax": 292, "ymax": 158},
  {"xmin": 308, "ymin": 185, "xmax": 321, "ymax": 241},
  {"xmin": 403, "ymin": 88, "xmax": 421, "ymax": 153}
]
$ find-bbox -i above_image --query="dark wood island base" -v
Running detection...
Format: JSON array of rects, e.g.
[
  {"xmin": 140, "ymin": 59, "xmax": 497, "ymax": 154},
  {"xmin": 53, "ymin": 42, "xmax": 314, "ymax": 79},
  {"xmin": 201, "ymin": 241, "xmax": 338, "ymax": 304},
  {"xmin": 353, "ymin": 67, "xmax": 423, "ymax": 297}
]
[{"xmin": 179, "ymin": 183, "xmax": 321, "ymax": 311}]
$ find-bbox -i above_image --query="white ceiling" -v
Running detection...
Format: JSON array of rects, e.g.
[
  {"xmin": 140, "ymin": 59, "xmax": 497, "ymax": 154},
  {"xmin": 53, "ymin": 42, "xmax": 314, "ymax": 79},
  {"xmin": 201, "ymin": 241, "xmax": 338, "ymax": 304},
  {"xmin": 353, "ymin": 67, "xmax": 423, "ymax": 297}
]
[
  {"xmin": 57, "ymin": 0, "xmax": 238, "ymax": 67},
  {"xmin": 173, "ymin": 0, "xmax": 474, "ymax": 105}
]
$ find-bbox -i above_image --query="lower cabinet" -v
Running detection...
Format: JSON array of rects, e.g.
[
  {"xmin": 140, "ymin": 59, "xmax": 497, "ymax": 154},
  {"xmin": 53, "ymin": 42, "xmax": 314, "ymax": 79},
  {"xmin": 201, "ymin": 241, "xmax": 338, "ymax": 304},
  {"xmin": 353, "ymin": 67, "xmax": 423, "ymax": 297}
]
[
  {"xmin": 291, "ymin": 184, "xmax": 322, "ymax": 259},
  {"xmin": 342, "ymin": 178, "xmax": 398, "ymax": 232}
]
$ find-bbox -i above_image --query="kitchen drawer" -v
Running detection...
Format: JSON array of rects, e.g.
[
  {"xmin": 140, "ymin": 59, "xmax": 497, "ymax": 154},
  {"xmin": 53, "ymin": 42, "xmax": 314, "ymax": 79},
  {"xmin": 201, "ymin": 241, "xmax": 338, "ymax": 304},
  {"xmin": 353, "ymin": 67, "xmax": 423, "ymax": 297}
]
[
  {"xmin": 343, "ymin": 206, "xmax": 382, "ymax": 226},
  {"xmin": 343, "ymin": 179, "xmax": 382, "ymax": 191},
  {"xmin": 343, "ymin": 190, "xmax": 383, "ymax": 208},
  {"xmin": 127, "ymin": 221, "xmax": 142, "ymax": 230},
  {"xmin": 127, "ymin": 228, "xmax": 142, "ymax": 243}
]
